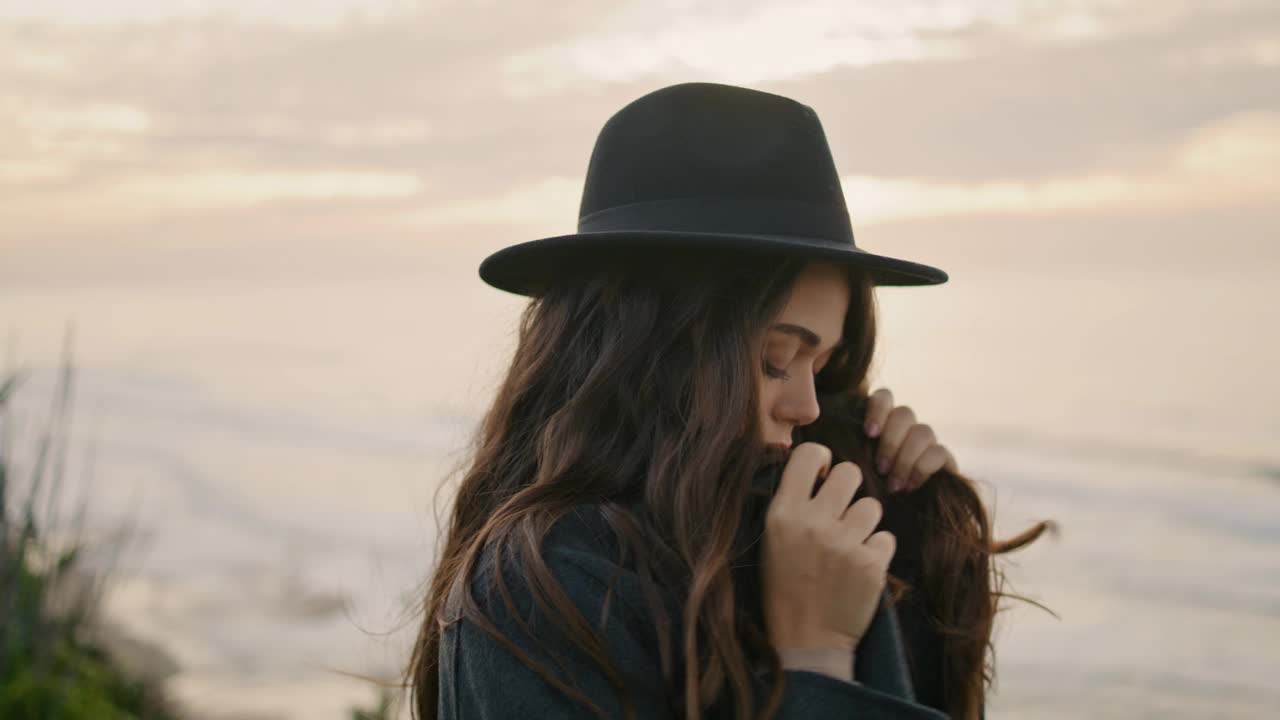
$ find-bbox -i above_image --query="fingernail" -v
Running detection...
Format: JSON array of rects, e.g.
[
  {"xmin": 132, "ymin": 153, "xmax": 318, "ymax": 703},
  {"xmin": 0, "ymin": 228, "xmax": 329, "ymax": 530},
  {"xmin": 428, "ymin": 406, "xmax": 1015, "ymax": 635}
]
[
  {"xmin": 878, "ymin": 458, "xmax": 891, "ymax": 474},
  {"xmin": 888, "ymin": 476, "xmax": 901, "ymax": 493},
  {"xmin": 866, "ymin": 422, "xmax": 880, "ymax": 438}
]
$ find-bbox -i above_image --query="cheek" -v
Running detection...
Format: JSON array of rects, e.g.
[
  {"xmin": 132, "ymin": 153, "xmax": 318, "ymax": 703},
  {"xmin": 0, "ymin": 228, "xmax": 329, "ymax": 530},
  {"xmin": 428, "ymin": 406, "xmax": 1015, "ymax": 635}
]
[{"xmin": 756, "ymin": 385, "xmax": 777, "ymax": 419}]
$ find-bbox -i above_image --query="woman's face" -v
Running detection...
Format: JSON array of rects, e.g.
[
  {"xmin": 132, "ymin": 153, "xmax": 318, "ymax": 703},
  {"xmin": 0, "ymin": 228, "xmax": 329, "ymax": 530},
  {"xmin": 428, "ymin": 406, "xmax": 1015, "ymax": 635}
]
[{"xmin": 757, "ymin": 261, "xmax": 850, "ymax": 450}]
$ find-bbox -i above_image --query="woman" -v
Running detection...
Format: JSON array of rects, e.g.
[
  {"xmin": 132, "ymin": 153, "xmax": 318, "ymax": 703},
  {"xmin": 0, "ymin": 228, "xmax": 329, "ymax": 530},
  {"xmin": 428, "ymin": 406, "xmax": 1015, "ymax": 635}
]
[{"xmin": 407, "ymin": 83, "xmax": 1050, "ymax": 719}]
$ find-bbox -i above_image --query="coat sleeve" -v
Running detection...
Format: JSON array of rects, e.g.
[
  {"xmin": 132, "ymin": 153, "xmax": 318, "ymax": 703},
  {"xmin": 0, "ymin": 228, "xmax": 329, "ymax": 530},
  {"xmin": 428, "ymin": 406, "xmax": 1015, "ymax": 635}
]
[{"xmin": 438, "ymin": 538, "xmax": 950, "ymax": 719}]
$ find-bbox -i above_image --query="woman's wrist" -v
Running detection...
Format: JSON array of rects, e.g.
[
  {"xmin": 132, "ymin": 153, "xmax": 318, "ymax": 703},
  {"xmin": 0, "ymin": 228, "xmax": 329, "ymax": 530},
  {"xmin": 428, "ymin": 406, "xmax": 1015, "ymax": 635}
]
[{"xmin": 778, "ymin": 646, "xmax": 857, "ymax": 684}]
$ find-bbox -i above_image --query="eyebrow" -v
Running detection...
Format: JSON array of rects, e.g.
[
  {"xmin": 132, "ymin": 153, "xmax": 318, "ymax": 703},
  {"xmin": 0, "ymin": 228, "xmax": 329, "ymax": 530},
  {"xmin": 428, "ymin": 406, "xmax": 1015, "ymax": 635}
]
[{"xmin": 771, "ymin": 323, "xmax": 844, "ymax": 353}]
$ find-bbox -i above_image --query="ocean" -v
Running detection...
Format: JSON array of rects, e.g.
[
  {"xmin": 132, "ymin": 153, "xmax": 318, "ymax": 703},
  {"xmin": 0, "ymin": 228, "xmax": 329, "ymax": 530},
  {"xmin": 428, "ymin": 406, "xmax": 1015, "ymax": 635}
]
[{"xmin": 3, "ymin": 221, "xmax": 1278, "ymax": 718}]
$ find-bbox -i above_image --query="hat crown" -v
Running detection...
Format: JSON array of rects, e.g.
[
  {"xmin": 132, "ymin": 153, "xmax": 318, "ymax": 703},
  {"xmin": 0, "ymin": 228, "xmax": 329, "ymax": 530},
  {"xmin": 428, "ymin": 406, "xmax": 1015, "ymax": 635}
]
[
  {"xmin": 476, "ymin": 82, "xmax": 948, "ymax": 297},
  {"xmin": 577, "ymin": 82, "xmax": 854, "ymax": 241}
]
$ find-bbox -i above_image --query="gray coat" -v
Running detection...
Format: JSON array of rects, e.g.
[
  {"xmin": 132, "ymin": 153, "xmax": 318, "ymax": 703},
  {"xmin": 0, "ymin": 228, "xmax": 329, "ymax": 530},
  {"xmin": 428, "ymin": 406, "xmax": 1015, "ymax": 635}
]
[{"xmin": 438, "ymin": 504, "xmax": 959, "ymax": 718}]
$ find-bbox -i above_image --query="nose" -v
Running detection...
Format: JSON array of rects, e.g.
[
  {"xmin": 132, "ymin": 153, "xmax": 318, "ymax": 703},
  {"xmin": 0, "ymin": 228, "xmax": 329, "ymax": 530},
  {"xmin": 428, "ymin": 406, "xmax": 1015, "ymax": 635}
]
[{"xmin": 775, "ymin": 372, "xmax": 821, "ymax": 428}]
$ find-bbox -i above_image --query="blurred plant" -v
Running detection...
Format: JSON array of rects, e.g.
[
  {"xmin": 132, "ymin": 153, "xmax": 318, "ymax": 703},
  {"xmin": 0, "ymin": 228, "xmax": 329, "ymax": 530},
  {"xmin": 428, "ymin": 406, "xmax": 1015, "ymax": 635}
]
[{"xmin": 0, "ymin": 326, "xmax": 177, "ymax": 719}]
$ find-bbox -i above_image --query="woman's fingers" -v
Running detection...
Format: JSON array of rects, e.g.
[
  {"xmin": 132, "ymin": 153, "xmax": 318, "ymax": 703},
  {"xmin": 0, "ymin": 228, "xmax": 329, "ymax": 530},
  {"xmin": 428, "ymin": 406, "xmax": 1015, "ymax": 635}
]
[
  {"xmin": 838, "ymin": 493, "xmax": 883, "ymax": 540},
  {"xmin": 866, "ymin": 389, "xmax": 965, "ymax": 493},
  {"xmin": 889, "ymin": 423, "xmax": 935, "ymax": 490},
  {"xmin": 773, "ymin": 442, "xmax": 832, "ymax": 510},
  {"xmin": 902, "ymin": 444, "xmax": 957, "ymax": 491},
  {"xmin": 861, "ymin": 529, "xmax": 897, "ymax": 566},
  {"xmin": 814, "ymin": 461, "xmax": 862, "ymax": 522},
  {"xmin": 875, "ymin": 404, "xmax": 916, "ymax": 476},
  {"xmin": 863, "ymin": 387, "xmax": 894, "ymax": 438},
  {"xmin": 761, "ymin": 441, "xmax": 898, "ymax": 652}
]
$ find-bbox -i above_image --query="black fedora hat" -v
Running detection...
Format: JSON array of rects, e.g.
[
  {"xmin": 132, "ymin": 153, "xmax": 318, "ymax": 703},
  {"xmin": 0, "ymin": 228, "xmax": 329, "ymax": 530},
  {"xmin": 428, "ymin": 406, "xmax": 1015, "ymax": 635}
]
[{"xmin": 479, "ymin": 82, "xmax": 948, "ymax": 296}]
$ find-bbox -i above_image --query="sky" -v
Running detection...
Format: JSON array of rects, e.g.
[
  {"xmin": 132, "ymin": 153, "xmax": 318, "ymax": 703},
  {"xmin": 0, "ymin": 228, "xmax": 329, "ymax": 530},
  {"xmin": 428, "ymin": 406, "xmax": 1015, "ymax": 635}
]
[{"xmin": 2, "ymin": 0, "xmax": 1276, "ymax": 277}]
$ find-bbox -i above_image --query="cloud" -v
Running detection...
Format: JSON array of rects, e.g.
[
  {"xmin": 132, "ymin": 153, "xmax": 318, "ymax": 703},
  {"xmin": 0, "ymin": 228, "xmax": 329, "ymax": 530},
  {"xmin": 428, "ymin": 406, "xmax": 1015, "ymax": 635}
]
[
  {"xmin": 0, "ymin": 4, "xmax": 623, "ymax": 191},
  {"xmin": 213, "ymin": 114, "xmax": 434, "ymax": 149},
  {"xmin": 0, "ymin": 0, "xmax": 417, "ymax": 28},
  {"xmin": 502, "ymin": 0, "xmax": 967, "ymax": 95},
  {"xmin": 0, "ymin": 167, "xmax": 425, "ymax": 241},
  {"xmin": 842, "ymin": 111, "xmax": 1280, "ymax": 223},
  {"xmin": 1167, "ymin": 31, "xmax": 1280, "ymax": 70},
  {"xmin": 397, "ymin": 175, "xmax": 580, "ymax": 231},
  {"xmin": 6, "ymin": 0, "xmax": 1275, "ymax": 186},
  {"xmin": 0, "ymin": 160, "xmax": 73, "ymax": 183},
  {"xmin": 766, "ymin": 8, "xmax": 1280, "ymax": 181},
  {"xmin": 385, "ymin": 110, "xmax": 1280, "ymax": 232},
  {"xmin": 500, "ymin": 0, "xmax": 1237, "ymax": 93},
  {"xmin": 13, "ymin": 100, "xmax": 152, "ymax": 135},
  {"xmin": 1, "ymin": 0, "xmax": 1277, "ymax": 248},
  {"xmin": 110, "ymin": 168, "xmax": 425, "ymax": 208}
]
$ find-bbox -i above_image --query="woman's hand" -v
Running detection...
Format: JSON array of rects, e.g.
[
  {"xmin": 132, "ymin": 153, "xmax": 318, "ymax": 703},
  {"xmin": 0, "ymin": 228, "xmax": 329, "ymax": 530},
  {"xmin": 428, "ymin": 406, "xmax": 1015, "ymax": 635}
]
[
  {"xmin": 761, "ymin": 442, "xmax": 895, "ymax": 655},
  {"xmin": 862, "ymin": 387, "xmax": 959, "ymax": 494}
]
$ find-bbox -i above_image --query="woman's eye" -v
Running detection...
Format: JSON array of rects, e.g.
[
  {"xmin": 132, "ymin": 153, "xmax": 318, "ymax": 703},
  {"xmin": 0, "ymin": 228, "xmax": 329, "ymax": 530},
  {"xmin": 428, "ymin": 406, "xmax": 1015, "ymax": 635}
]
[{"xmin": 763, "ymin": 361, "xmax": 791, "ymax": 381}]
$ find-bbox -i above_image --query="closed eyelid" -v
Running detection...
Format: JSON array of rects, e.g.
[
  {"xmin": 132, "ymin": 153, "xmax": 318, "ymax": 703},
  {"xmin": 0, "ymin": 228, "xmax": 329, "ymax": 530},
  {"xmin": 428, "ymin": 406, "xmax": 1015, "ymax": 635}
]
[
  {"xmin": 767, "ymin": 342, "xmax": 834, "ymax": 368},
  {"xmin": 770, "ymin": 325, "xmax": 843, "ymax": 356}
]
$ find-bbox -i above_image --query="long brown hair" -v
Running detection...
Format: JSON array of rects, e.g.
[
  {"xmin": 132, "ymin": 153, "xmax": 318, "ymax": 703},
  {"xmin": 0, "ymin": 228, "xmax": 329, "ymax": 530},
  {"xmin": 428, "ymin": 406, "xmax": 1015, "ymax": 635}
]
[{"xmin": 406, "ymin": 248, "xmax": 1052, "ymax": 719}]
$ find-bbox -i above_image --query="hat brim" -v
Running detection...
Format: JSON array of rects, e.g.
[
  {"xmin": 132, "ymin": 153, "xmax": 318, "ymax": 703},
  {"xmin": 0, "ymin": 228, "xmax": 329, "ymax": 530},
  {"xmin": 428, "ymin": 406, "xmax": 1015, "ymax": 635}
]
[{"xmin": 478, "ymin": 230, "xmax": 948, "ymax": 297}]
